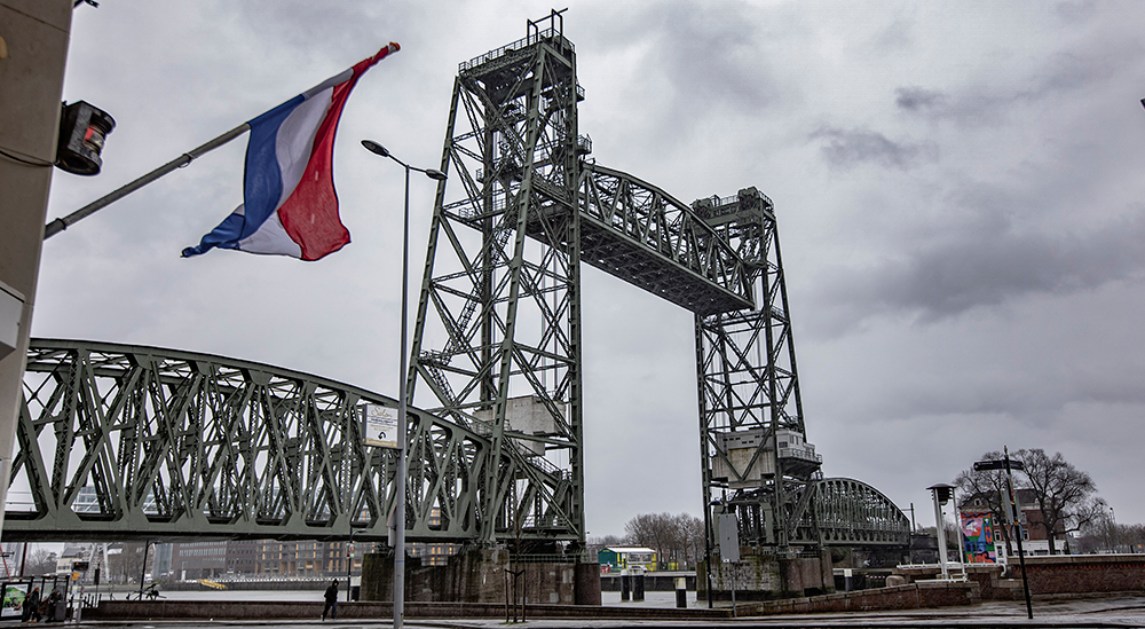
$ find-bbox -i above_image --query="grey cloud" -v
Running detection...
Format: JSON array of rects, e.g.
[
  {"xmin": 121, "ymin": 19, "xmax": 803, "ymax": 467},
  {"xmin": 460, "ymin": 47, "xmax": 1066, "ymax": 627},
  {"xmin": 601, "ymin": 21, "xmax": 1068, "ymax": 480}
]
[
  {"xmin": 811, "ymin": 126, "xmax": 938, "ymax": 170},
  {"xmin": 895, "ymin": 86, "xmax": 945, "ymax": 112},
  {"xmin": 894, "ymin": 45, "xmax": 1132, "ymax": 126},
  {"xmin": 1055, "ymin": 1, "xmax": 1100, "ymax": 24},
  {"xmin": 826, "ymin": 212, "xmax": 1145, "ymax": 323},
  {"xmin": 579, "ymin": 0, "xmax": 787, "ymax": 147}
]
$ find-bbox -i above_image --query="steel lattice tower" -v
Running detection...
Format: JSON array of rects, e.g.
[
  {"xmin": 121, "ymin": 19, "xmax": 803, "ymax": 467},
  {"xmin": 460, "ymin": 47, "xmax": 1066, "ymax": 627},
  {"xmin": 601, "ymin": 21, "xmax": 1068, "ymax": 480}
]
[
  {"xmin": 410, "ymin": 10, "xmax": 586, "ymax": 548},
  {"xmin": 693, "ymin": 190, "xmax": 822, "ymax": 551}
]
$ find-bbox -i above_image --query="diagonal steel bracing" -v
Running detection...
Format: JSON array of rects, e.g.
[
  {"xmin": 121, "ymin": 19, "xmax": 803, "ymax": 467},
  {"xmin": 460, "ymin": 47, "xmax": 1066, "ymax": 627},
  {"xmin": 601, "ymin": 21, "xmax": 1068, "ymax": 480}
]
[{"xmin": 6, "ymin": 339, "xmax": 488, "ymax": 542}]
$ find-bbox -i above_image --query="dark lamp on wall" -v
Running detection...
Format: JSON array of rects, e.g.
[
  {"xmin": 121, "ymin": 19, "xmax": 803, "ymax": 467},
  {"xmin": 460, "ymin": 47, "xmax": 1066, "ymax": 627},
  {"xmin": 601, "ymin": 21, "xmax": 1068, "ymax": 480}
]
[{"xmin": 56, "ymin": 100, "xmax": 116, "ymax": 175}]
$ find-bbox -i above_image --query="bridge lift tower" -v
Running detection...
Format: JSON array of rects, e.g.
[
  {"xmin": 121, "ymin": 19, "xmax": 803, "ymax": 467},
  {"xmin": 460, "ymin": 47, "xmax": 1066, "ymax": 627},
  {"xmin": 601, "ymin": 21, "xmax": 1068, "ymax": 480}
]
[{"xmin": 410, "ymin": 10, "xmax": 827, "ymax": 591}]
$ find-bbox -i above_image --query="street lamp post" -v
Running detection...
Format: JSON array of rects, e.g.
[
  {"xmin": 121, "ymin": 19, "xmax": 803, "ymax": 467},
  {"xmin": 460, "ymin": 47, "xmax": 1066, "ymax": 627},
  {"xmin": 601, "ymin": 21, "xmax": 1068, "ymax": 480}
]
[
  {"xmin": 361, "ymin": 140, "xmax": 444, "ymax": 629},
  {"xmin": 974, "ymin": 447, "xmax": 1032, "ymax": 620},
  {"xmin": 1109, "ymin": 505, "xmax": 1118, "ymax": 553},
  {"xmin": 926, "ymin": 483, "xmax": 954, "ymax": 580}
]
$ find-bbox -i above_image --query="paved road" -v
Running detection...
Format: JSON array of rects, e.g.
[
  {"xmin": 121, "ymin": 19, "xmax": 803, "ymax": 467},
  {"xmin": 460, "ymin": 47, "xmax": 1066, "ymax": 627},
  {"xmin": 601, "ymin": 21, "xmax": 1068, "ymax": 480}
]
[{"xmin": 65, "ymin": 595, "xmax": 1145, "ymax": 628}]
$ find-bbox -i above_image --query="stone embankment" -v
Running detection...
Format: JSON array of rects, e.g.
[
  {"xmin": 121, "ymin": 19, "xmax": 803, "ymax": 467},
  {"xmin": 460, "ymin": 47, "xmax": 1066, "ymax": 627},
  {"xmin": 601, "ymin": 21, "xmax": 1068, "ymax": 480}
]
[{"xmin": 895, "ymin": 553, "xmax": 1145, "ymax": 600}]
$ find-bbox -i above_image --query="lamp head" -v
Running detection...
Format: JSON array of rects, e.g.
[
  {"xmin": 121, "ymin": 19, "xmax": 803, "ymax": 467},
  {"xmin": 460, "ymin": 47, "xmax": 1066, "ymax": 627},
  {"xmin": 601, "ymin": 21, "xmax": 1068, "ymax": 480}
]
[
  {"xmin": 425, "ymin": 169, "xmax": 447, "ymax": 181},
  {"xmin": 361, "ymin": 139, "xmax": 390, "ymax": 158}
]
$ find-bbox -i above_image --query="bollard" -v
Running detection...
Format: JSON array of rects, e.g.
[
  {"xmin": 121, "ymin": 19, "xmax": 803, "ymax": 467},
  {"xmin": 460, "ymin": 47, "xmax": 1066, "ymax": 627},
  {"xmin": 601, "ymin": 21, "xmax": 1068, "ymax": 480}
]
[
  {"xmin": 633, "ymin": 573, "xmax": 645, "ymax": 601},
  {"xmin": 621, "ymin": 573, "xmax": 631, "ymax": 601},
  {"xmin": 675, "ymin": 577, "xmax": 687, "ymax": 608}
]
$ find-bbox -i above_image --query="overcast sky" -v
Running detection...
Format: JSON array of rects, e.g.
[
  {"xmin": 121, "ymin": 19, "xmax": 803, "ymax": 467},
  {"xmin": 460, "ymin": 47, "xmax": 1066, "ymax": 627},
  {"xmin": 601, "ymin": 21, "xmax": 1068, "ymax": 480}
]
[{"xmin": 37, "ymin": 1, "xmax": 1145, "ymax": 539}]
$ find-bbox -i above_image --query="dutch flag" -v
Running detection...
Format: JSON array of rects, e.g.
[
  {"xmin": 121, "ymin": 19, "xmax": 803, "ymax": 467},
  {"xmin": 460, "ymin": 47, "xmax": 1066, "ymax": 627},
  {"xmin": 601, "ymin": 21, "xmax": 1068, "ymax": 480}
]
[{"xmin": 182, "ymin": 43, "xmax": 399, "ymax": 261}]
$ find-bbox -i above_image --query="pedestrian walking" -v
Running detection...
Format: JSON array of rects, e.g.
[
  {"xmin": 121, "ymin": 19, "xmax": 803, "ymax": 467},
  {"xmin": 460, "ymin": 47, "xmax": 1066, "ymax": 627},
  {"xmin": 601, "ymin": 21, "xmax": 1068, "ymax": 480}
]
[
  {"xmin": 21, "ymin": 586, "xmax": 40, "ymax": 623},
  {"xmin": 322, "ymin": 579, "xmax": 339, "ymax": 621}
]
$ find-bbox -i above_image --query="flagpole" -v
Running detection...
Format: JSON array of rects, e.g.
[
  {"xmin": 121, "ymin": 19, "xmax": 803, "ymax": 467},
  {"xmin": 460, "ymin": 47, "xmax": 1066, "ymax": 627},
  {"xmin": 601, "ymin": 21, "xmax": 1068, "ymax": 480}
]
[{"xmin": 42, "ymin": 123, "xmax": 250, "ymax": 240}]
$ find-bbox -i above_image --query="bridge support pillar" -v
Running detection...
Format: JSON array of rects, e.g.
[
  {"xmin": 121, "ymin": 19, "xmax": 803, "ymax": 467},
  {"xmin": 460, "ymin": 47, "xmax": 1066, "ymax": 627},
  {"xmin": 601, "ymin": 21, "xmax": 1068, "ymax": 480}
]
[
  {"xmin": 360, "ymin": 547, "xmax": 599, "ymax": 606},
  {"xmin": 699, "ymin": 552, "xmax": 834, "ymax": 601}
]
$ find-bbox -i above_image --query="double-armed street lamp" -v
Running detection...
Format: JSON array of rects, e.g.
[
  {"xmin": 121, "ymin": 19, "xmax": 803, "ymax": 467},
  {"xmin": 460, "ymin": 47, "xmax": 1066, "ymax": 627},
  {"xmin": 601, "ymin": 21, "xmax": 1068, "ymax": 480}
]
[{"xmin": 360, "ymin": 140, "xmax": 444, "ymax": 629}]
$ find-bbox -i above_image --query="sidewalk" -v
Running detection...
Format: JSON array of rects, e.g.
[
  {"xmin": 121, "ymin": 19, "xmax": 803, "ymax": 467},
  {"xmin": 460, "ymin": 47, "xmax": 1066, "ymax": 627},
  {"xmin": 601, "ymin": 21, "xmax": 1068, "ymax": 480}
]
[{"xmin": 60, "ymin": 595, "xmax": 1145, "ymax": 628}]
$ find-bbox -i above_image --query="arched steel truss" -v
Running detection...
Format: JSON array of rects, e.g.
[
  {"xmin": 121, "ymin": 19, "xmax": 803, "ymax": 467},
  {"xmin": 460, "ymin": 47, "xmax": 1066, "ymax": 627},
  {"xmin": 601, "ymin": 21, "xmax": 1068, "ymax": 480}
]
[
  {"xmin": 6, "ymin": 339, "xmax": 491, "ymax": 542},
  {"xmin": 814, "ymin": 477, "xmax": 910, "ymax": 547}
]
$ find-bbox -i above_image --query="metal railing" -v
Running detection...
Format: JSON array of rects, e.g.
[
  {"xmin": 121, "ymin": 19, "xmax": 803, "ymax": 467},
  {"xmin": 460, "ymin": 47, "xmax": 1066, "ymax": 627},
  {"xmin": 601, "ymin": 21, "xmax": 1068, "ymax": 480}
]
[{"xmin": 460, "ymin": 28, "xmax": 574, "ymax": 72}]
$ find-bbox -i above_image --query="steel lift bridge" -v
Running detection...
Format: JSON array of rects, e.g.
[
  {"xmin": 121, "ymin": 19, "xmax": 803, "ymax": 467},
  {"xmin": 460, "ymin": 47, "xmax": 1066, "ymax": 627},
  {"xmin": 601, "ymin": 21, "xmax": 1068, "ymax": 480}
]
[{"xmin": 7, "ymin": 12, "xmax": 907, "ymax": 559}]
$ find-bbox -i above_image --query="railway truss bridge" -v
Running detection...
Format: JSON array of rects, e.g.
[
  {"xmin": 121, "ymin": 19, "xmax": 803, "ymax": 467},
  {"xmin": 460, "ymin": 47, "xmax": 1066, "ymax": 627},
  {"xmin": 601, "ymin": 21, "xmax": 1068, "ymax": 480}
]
[{"xmin": 7, "ymin": 12, "xmax": 909, "ymax": 560}]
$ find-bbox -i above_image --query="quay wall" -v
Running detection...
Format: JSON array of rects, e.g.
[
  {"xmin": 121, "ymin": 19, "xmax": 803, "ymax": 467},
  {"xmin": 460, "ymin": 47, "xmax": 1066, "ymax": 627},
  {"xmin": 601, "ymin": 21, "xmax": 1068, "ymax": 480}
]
[
  {"xmin": 896, "ymin": 554, "xmax": 1145, "ymax": 599},
  {"xmin": 1016, "ymin": 554, "xmax": 1145, "ymax": 595}
]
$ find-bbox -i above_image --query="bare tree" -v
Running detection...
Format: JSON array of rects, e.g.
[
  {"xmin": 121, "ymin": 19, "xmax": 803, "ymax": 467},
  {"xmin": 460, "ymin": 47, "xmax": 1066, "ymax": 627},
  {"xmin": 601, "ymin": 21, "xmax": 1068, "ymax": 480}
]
[
  {"xmin": 586, "ymin": 534, "xmax": 624, "ymax": 551},
  {"xmin": 107, "ymin": 542, "xmax": 151, "ymax": 584},
  {"xmin": 1124, "ymin": 523, "xmax": 1145, "ymax": 553},
  {"xmin": 1075, "ymin": 509, "xmax": 1120, "ymax": 553},
  {"xmin": 23, "ymin": 547, "xmax": 58, "ymax": 576},
  {"xmin": 677, "ymin": 513, "xmax": 705, "ymax": 569},
  {"xmin": 621, "ymin": 512, "xmax": 706, "ymax": 570},
  {"xmin": 624, "ymin": 513, "xmax": 675, "ymax": 568},
  {"xmin": 1015, "ymin": 448, "xmax": 1103, "ymax": 554}
]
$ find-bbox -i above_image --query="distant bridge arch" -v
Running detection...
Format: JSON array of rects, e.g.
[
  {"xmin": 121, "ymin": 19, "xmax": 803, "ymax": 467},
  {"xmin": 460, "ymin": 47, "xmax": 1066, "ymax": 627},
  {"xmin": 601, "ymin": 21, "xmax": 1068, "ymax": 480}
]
[{"xmin": 815, "ymin": 477, "xmax": 911, "ymax": 547}]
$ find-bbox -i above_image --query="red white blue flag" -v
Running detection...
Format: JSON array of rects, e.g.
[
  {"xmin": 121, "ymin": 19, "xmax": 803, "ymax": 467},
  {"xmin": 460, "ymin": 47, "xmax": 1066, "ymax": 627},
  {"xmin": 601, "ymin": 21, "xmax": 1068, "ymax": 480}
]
[{"xmin": 182, "ymin": 43, "xmax": 400, "ymax": 260}]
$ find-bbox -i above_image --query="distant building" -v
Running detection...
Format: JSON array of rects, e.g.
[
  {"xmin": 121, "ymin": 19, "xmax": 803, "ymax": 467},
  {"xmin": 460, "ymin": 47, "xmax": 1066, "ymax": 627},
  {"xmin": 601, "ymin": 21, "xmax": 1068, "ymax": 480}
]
[
  {"xmin": 170, "ymin": 541, "xmax": 228, "ymax": 580},
  {"xmin": 55, "ymin": 544, "xmax": 90, "ymax": 575},
  {"xmin": 165, "ymin": 540, "xmax": 263, "ymax": 579},
  {"xmin": 597, "ymin": 547, "xmax": 657, "ymax": 574},
  {"xmin": 408, "ymin": 508, "xmax": 460, "ymax": 566},
  {"xmin": 1011, "ymin": 488, "xmax": 1067, "ymax": 555}
]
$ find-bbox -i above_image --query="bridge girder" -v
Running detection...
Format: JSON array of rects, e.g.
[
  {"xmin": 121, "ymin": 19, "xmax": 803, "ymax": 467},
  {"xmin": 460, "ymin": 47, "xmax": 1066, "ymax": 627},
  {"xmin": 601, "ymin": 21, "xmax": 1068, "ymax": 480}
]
[{"xmin": 7, "ymin": 339, "xmax": 490, "ymax": 543}]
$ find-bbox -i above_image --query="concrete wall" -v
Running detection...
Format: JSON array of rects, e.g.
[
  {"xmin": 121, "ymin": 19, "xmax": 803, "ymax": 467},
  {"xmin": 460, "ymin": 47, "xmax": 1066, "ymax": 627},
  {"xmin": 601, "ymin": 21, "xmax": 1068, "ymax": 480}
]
[
  {"xmin": 742, "ymin": 580, "xmax": 978, "ymax": 615},
  {"xmin": 700, "ymin": 552, "xmax": 834, "ymax": 600},
  {"xmin": 360, "ymin": 548, "xmax": 598, "ymax": 605},
  {"xmin": 0, "ymin": 0, "xmax": 72, "ymax": 539}
]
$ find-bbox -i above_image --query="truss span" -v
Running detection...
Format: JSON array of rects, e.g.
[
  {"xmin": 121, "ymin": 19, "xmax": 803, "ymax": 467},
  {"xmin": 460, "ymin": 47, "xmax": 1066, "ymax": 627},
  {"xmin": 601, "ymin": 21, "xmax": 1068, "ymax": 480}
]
[
  {"xmin": 572, "ymin": 163, "xmax": 754, "ymax": 316},
  {"xmin": 7, "ymin": 338, "xmax": 496, "ymax": 542},
  {"xmin": 815, "ymin": 477, "xmax": 910, "ymax": 547}
]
